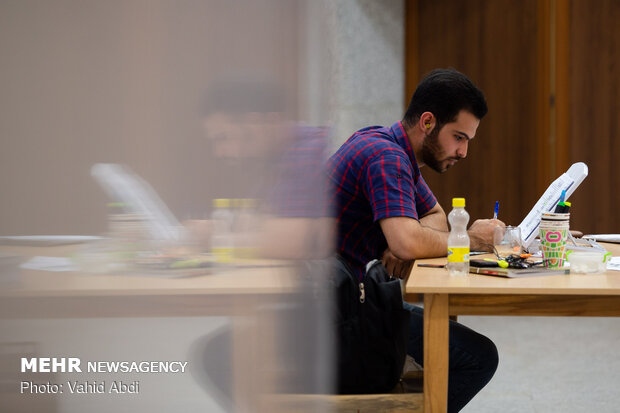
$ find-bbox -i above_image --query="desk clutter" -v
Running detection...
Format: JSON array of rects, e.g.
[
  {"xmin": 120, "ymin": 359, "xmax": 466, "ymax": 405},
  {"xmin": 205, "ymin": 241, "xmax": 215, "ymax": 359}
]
[
  {"xmin": 4, "ymin": 197, "xmax": 269, "ymax": 279},
  {"xmin": 495, "ymin": 188, "xmax": 614, "ymax": 275}
]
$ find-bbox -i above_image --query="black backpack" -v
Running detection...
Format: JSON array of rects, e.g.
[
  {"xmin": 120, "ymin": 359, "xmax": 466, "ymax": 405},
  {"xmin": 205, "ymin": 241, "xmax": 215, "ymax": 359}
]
[{"xmin": 333, "ymin": 257, "xmax": 411, "ymax": 394}]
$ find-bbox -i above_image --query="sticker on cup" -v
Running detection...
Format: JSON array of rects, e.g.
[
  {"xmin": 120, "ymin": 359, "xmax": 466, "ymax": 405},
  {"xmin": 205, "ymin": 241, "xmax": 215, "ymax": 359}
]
[
  {"xmin": 538, "ymin": 210, "xmax": 570, "ymax": 268},
  {"xmin": 545, "ymin": 231, "xmax": 562, "ymax": 243}
]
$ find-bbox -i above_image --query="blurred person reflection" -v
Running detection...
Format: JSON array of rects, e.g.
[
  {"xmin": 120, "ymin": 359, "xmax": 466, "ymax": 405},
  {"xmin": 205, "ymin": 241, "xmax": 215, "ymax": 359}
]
[
  {"xmin": 189, "ymin": 78, "xmax": 335, "ymax": 411},
  {"xmin": 194, "ymin": 78, "xmax": 334, "ymax": 259}
]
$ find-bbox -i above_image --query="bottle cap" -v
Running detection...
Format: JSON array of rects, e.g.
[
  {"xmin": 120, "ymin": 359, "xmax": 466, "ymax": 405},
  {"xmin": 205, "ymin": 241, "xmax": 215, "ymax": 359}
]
[
  {"xmin": 213, "ymin": 198, "xmax": 231, "ymax": 208},
  {"xmin": 452, "ymin": 197, "xmax": 466, "ymax": 207}
]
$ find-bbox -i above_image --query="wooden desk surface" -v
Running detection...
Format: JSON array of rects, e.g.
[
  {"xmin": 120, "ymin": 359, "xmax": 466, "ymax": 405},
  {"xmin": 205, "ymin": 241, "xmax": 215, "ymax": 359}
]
[
  {"xmin": 6, "ymin": 266, "xmax": 297, "ymax": 297},
  {"xmin": 406, "ymin": 242, "xmax": 620, "ymax": 296},
  {"xmin": 0, "ymin": 245, "xmax": 298, "ymax": 298},
  {"xmin": 0, "ymin": 245, "xmax": 301, "ymax": 318}
]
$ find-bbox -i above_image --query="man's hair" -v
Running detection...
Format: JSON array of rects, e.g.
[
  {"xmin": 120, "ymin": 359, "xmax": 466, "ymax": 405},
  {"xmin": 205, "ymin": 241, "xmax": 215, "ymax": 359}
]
[{"xmin": 403, "ymin": 68, "xmax": 487, "ymax": 127}]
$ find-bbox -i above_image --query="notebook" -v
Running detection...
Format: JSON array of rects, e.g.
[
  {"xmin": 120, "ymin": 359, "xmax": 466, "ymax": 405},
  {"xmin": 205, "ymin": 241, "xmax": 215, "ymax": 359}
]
[{"xmin": 469, "ymin": 266, "xmax": 570, "ymax": 278}]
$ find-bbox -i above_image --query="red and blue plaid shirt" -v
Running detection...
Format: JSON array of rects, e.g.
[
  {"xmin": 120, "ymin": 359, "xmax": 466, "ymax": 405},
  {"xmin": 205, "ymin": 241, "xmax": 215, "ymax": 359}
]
[
  {"xmin": 270, "ymin": 125, "xmax": 330, "ymax": 218},
  {"xmin": 328, "ymin": 121, "xmax": 437, "ymax": 279}
]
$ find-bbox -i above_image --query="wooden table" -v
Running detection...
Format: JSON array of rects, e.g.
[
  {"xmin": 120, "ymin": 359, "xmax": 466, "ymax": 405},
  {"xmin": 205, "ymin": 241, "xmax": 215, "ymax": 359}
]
[
  {"xmin": 0, "ymin": 244, "xmax": 301, "ymax": 412},
  {"xmin": 404, "ymin": 243, "xmax": 620, "ymax": 412},
  {"xmin": 0, "ymin": 244, "xmax": 299, "ymax": 318}
]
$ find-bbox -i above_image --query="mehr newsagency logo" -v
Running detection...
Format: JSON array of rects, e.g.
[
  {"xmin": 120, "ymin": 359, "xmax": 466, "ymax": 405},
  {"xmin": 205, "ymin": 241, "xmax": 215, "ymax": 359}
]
[{"xmin": 20, "ymin": 357, "xmax": 188, "ymax": 395}]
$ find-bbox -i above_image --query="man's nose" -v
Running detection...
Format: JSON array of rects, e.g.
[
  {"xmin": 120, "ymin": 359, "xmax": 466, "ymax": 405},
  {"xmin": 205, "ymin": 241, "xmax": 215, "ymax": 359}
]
[{"xmin": 457, "ymin": 140, "xmax": 468, "ymax": 158}]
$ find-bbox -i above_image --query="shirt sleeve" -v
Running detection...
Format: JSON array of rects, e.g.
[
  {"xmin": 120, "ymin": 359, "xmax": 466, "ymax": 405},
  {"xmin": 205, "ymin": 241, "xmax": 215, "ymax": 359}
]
[
  {"xmin": 414, "ymin": 173, "xmax": 437, "ymax": 218},
  {"xmin": 364, "ymin": 153, "xmax": 419, "ymax": 222},
  {"xmin": 269, "ymin": 127, "xmax": 331, "ymax": 218}
]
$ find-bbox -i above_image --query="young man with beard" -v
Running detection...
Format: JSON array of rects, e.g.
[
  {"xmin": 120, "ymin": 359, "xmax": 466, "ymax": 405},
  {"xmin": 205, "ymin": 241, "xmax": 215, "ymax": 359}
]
[{"xmin": 328, "ymin": 68, "xmax": 504, "ymax": 412}]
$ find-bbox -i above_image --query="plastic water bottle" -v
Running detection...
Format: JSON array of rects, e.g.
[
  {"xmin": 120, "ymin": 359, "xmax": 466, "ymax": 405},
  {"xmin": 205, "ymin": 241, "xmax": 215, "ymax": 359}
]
[
  {"xmin": 211, "ymin": 198, "xmax": 234, "ymax": 263},
  {"xmin": 447, "ymin": 197, "xmax": 470, "ymax": 276}
]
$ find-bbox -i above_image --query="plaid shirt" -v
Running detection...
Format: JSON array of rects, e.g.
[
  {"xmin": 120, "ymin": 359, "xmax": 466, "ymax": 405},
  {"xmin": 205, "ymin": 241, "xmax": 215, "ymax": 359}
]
[
  {"xmin": 328, "ymin": 121, "xmax": 437, "ymax": 279},
  {"xmin": 270, "ymin": 125, "xmax": 330, "ymax": 218}
]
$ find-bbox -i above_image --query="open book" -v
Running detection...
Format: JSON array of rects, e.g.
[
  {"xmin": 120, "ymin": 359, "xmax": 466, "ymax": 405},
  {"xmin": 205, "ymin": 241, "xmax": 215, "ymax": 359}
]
[
  {"xmin": 518, "ymin": 162, "xmax": 588, "ymax": 248},
  {"xmin": 91, "ymin": 163, "xmax": 186, "ymax": 242}
]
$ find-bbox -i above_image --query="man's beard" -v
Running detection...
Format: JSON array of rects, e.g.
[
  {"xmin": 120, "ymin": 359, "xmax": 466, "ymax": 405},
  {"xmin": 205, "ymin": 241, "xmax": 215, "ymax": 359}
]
[
  {"xmin": 420, "ymin": 127, "xmax": 459, "ymax": 173},
  {"xmin": 420, "ymin": 127, "xmax": 446, "ymax": 173}
]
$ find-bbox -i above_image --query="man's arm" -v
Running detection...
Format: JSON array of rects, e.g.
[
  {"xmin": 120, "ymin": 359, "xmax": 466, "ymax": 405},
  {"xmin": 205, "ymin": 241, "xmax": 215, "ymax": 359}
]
[
  {"xmin": 381, "ymin": 198, "xmax": 446, "ymax": 277},
  {"xmin": 379, "ymin": 216, "xmax": 504, "ymax": 261},
  {"xmin": 418, "ymin": 203, "xmax": 448, "ymax": 231},
  {"xmin": 260, "ymin": 217, "xmax": 335, "ymax": 259},
  {"xmin": 380, "ymin": 217, "xmax": 447, "ymax": 260}
]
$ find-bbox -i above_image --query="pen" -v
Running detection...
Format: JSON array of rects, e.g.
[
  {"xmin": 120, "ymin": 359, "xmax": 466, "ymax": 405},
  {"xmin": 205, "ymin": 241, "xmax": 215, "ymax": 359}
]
[
  {"xmin": 493, "ymin": 201, "xmax": 499, "ymax": 219},
  {"xmin": 560, "ymin": 189, "xmax": 566, "ymax": 203}
]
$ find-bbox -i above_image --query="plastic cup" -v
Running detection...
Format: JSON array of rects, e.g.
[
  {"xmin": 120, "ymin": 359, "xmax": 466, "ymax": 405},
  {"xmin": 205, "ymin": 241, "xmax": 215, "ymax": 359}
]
[{"xmin": 494, "ymin": 226, "xmax": 522, "ymax": 257}]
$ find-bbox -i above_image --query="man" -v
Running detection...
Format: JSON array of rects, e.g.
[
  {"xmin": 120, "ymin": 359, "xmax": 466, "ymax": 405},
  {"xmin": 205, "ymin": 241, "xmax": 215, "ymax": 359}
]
[
  {"xmin": 201, "ymin": 79, "xmax": 333, "ymax": 259},
  {"xmin": 328, "ymin": 68, "xmax": 504, "ymax": 412},
  {"xmin": 191, "ymin": 79, "xmax": 334, "ymax": 411}
]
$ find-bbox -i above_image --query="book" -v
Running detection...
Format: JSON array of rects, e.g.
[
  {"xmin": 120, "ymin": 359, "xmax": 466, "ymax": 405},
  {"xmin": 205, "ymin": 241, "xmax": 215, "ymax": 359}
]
[
  {"xmin": 518, "ymin": 162, "xmax": 588, "ymax": 248},
  {"xmin": 469, "ymin": 266, "xmax": 570, "ymax": 278}
]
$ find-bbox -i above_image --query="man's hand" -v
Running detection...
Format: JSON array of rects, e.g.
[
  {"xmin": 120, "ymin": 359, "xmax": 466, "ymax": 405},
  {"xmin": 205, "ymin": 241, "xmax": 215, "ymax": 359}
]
[
  {"xmin": 468, "ymin": 219, "xmax": 505, "ymax": 251},
  {"xmin": 381, "ymin": 248, "xmax": 415, "ymax": 280}
]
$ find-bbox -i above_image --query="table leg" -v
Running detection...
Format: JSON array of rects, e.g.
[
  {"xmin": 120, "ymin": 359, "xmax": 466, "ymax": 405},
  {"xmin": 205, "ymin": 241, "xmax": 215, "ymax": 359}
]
[{"xmin": 424, "ymin": 293, "xmax": 449, "ymax": 412}]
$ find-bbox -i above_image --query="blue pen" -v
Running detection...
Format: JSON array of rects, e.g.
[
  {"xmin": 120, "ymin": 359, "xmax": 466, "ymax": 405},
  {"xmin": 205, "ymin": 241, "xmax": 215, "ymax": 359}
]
[
  {"xmin": 560, "ymin": 189, "xmax": 566, "ymax": 203},
  {"xmin": 493, "ymin": 201, "xmax": 499, "ymax": 219}
]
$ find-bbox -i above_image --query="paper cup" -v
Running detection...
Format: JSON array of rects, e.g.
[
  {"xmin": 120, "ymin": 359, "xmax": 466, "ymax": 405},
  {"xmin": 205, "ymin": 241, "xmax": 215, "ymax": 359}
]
[{"xmin": 539, "ymin": 213, "xmax": 569, "ymax": 268}]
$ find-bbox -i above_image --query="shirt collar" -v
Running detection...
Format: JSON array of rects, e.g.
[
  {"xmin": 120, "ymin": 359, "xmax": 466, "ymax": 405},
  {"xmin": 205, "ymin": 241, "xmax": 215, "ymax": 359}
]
[{"xmin": 391, "ymin": 121, "xmax": 422, "ymax": 180}]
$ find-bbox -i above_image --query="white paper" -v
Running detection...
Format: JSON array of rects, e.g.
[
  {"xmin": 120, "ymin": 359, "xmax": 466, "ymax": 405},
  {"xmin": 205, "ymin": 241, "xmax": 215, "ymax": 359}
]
[
  {"xmin": 583, "ymin": 234, "xmax": 620, "ymax": 244},
  {"xmin": 91, "ymin": 163, "xmax": 186, "ymax": 242},
  {"xmin": 20, "ymin": 256, "xmax": 78, "ymax": 272},
  {"xmin": 518, "ymin": 163, "xmax": 588, "ymax": 248},
  {"xmin": 608, "ymin": 257, "xmax": 620, "ymax": 271}
]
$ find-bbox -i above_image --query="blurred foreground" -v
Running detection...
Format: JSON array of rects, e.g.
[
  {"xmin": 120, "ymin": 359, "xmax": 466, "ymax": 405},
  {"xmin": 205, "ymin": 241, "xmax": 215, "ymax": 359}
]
[{"xmin": 0, "ymin": 1, "xmax": 335, "ymax": 411}]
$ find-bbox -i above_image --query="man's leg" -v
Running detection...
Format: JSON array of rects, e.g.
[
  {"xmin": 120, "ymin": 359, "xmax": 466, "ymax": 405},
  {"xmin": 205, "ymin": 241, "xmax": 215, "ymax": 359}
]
[{"xmin": 403, "ymin": 302, "xmax": 499, "ymax": 412}]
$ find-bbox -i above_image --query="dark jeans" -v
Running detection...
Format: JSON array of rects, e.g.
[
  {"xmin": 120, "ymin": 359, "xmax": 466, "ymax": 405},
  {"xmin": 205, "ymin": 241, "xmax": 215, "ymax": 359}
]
[{"xmin": 403, "ymin": 302, "xmax": 499, "ymax": 413}]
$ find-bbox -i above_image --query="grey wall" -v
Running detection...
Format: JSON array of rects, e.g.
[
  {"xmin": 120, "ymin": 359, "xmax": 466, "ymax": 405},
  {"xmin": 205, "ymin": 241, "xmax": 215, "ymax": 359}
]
[{"xmin": 324, "ymin": 0, "xmax": 404, "ymax": 148}]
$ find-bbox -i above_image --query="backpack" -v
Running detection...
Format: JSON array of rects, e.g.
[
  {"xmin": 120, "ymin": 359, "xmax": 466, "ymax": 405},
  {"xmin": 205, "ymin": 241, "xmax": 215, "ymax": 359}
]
[{"xmin": 333, "ymin": 257, "xmax": 410, "ymax": 394}]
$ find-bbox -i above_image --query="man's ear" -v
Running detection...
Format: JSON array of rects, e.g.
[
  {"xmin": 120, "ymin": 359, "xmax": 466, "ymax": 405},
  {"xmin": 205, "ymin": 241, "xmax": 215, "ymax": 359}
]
[{"xmin": 419, "ymin": 111, "xmax": 436, "ymax": 133}]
